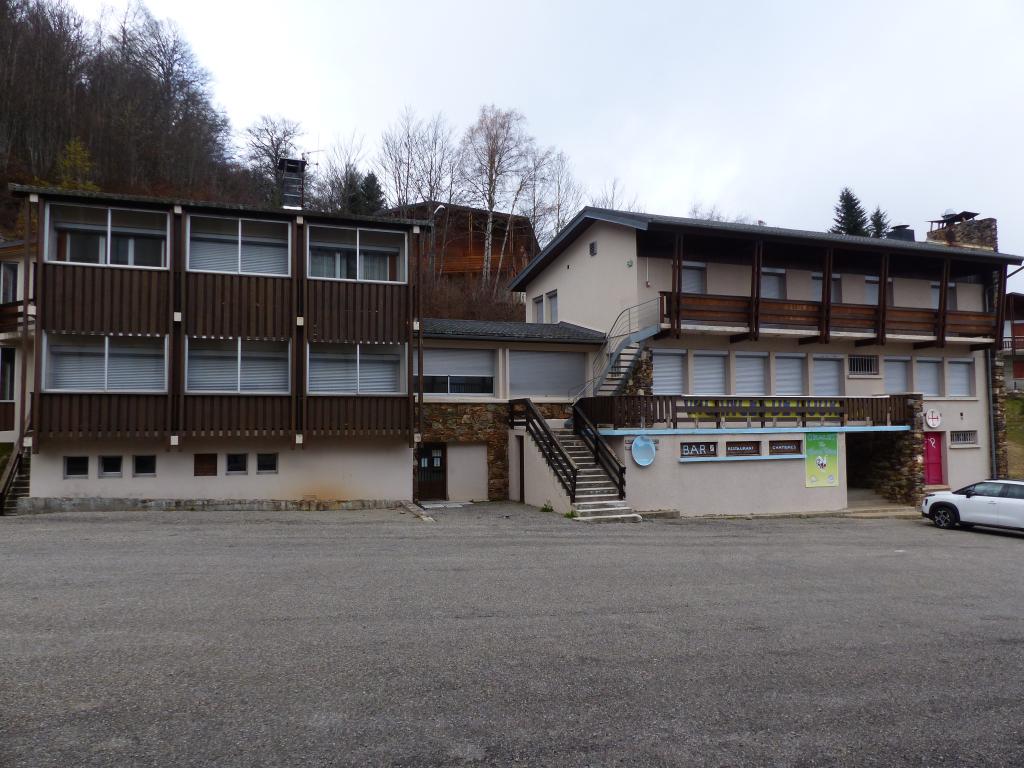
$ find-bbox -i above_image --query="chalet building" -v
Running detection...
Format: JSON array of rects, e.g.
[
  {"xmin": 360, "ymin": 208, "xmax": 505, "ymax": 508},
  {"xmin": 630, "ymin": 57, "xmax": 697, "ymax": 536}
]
[
  {"xmin": 507, "ymin": 207, "xmax": 1019, "ymax": 517},
  {"xmin": 1002, "ymin": 292, "xmax": 1024, "ymax": 390}
]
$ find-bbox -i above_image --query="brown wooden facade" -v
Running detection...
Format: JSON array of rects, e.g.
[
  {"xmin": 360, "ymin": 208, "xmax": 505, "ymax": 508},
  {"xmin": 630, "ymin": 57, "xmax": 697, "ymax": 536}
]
[{"xmin": 18, "ymin": 188, "xmax": 427, "ymax": 447}]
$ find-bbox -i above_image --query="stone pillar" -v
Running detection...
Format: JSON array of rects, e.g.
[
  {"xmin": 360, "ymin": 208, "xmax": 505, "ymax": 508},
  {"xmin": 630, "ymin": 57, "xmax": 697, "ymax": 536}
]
[
  {"xmin": 925, "ymin": 218, "xmax": 998, "ymax": 251},
  {"xmin": 990, "ymin": 352, "xmax": 1009, "ymax": 479},
  {"xmin": 868, "ymin": 394, "xmax": 924, "ymax": 505},
  {"xmin": 622, "ymin": 348, "xmax": 653, "ymax": 395}
]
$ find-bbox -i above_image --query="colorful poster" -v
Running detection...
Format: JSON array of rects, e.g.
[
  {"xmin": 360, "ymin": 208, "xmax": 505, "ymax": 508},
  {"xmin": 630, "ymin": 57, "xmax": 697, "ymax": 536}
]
[{"xmin": 805, "ymin": 432, "xmax": 838, "ymax": 488}]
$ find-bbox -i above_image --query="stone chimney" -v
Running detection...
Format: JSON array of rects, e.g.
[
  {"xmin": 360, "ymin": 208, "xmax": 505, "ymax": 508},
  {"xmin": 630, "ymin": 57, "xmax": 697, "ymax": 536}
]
[{"xmin": 925, "ymin": 209, "xmax": 997, "ymax": 251}]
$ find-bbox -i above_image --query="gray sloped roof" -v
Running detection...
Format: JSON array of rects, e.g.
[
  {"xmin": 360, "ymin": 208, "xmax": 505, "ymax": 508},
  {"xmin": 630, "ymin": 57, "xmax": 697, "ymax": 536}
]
[
  {"xmin": 508, "ymin": 206, "xmax": 1022, "ymax": 291},
  {"xmin": 422, "ymin": 318, "xmax": 604, "ymax": 344}
]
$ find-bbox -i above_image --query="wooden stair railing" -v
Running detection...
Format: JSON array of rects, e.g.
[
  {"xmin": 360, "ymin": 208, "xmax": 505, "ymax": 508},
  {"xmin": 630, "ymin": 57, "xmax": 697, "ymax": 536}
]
[
  {"xmin": 572, "ymin": 403, "xmax": 625, "ymax": 500},
  {"xmin": 509, "ymin": 398, "xmax": 578, "ymax": 502}
]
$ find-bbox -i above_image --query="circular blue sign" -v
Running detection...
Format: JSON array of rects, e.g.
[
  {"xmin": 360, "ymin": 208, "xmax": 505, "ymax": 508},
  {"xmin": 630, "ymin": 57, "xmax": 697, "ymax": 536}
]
[{"xmin": 631, "ymin": 435, "xmax": 656, "ymax": 467}]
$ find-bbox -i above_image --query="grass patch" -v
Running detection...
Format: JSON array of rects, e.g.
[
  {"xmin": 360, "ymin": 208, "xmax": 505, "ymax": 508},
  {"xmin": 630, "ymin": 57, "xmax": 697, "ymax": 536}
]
[{"xmin": 1006, "ymin": 396, "xmax": 1024, "ymax": 478}]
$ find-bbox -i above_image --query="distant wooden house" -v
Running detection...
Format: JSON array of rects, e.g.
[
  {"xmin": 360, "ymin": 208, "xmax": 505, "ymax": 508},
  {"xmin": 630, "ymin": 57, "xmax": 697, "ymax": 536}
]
[{"xmin": 396, "ymin": 202, "xmax": 540, "ymax": 280}]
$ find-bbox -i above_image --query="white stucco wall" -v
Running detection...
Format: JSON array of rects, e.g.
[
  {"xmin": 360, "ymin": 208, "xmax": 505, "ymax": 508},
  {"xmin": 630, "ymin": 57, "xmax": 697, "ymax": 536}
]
[
  {"xmin": 30, "ymin": 437, "xmax": 413, "ymax": 501},
  {"xmin": 445, "ymin": 442, "xmax": 489, "ymax": 501},
  {"xmin": 517, "ymin": 427, "xmax": 572, "ymax": 515}
]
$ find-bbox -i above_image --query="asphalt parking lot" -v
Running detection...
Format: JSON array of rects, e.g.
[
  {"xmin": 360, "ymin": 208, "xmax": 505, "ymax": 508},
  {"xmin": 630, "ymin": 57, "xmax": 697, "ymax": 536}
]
[{"xmin": 2, "ymin": 504, "xmax": 1024, "ymax": 767}]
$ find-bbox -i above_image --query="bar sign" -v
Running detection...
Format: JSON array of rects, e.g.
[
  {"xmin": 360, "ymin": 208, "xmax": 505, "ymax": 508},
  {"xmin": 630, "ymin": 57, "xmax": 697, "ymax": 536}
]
[{"xmin": 680, "ymin": 441, "xmax": 717, "ymax": 458}]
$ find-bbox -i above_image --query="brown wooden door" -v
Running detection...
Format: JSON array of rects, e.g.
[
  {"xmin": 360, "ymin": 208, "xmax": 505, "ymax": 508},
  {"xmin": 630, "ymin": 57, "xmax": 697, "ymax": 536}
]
[{"xmin": 416, "ymin": 443, "xmax": 447, "ymax": 501}]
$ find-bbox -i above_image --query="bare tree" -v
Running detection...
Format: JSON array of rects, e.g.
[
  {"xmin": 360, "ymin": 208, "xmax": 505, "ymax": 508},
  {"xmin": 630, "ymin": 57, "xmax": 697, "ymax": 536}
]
[
  {"xmin": 590, "ymin": 178, "xmax": 642, "ymax": 212},
  {"xmin": 459, "ymin": 105, "xmax": 533, "ymax": 282},
  {"xmin": 244, "ymin": 115, "xmax": 302, "ymax": 204},
  {"xmin": 376, "ymin": 107, "xmax": 418, "ymax": 216},
  {"xmin": 519, "ymin": 149, "xmax": 583, "ymax": 246},
  {"xmin": 687, "ymin": 201, "xmax": 753, "ymax": 224},
  {"xmin": 310, "ymin": 133, "xmax": 368, "ymax": 214}
]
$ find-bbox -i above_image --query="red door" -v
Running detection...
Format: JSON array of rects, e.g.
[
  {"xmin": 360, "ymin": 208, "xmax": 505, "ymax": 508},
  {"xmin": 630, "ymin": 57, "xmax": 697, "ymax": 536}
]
[{"xmin": 923, "ymin": 432, "xmax": 944, "ymax": 486}]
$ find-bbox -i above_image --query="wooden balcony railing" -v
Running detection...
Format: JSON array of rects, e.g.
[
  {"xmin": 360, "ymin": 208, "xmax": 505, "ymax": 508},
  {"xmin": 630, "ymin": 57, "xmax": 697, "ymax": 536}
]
[
  {"xmin": 576, "ymin": 395, "xmax": 914, "ymax": 430},
  {"xmin": 0, "ymin": 301, "xmax": 29, "ymax": 334}
]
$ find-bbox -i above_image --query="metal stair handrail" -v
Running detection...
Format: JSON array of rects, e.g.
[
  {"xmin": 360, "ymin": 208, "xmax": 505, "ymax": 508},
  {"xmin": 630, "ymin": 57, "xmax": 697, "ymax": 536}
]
[
  {"xmin": 571, "ymin": 297, "xmax": 663, "ymax": 400},
  {"xmin": 572, "ymin": 402, "xmax": 625, "ymax": 500},
  {"xmin": 509, "ymin": 398, "xmax": 578, "ymax": 502}
]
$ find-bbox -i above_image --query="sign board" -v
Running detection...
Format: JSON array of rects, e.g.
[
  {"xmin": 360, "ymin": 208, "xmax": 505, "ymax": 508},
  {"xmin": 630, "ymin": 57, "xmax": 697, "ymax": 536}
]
[
  {"xmin": 726, "ymin": 440, "xmax": 761, "ymax": 457},
  {"xmin": 805, "ymin": 432, "xmax": 838, "ymax": 488},
  {"xmin": 769, "ymin": 439, "xmax": 802, "ymax": 456},
  {"xmin": 924, "ymin": 409, "xmax": 942, "ymax": 428},
  {"xmin": 680, "ymin": 441, "xmax": 717, "ymax": 458}
]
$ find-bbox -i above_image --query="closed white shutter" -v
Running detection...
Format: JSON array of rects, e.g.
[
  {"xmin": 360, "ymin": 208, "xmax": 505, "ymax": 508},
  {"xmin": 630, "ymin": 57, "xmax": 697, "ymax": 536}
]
[
  {"xmin": 761, "ymin": 272, "xmax": 784, "ymax": 299},
  {"xmin": 948, "ymin": 361, "xmax": 973, "ymax": 397},
  {"xmin": 681, "ymin": 267, "xmax": 705, "ymax": 294},
  {"xmin": 693, "ymin": 354, "xmax": 726, "ymax": 395},
  {"xmin": 418, "ymin": 349, "xmax": 494, "ymax": 377},
  {"xmin": 308, "ymin": 344, "xmax": 357, "ymax": 393},
  {"xmin": 187, "ymin": 339, "xmax": 238, "ymax": 391},
  {"xmin": 190, "ymin": 237, "xmax": 237, "ymax": 272},
  {"xmin": 652, "ymin": 352, "xmax": 686, "ymax": 395},
  {"xmin": 915, "ymin": 360, "xmax": 941, "ymax": 396},
  {"xmin": 359, "ymin": 345, "xmax": 403, "ymax": 393},
  {"xmin": 46, "ymin": 334, "xmax": 105, "ymax": 390},
  {"xmin": 241, "ymin": 242, "xmax": 288, "ymax": 275},
  {"xmin": 775, "ymin": 355, "xmax": 805, "ymax": 395},
  {"xmin": 240, "ymin": 341, "xmax": 289, "ymax": 392},
  {"xmin": 509, "ymin": 351, "xmax": 585, "ymax": 397},
  {"xmin": 884, "ymin": 359, "xmax": 909, "ymax": 394},
  {"xmin": 812, "ymin": 357, "xmax": 842, "ymax": 396},
  {"xmin": 735, "ymin": 354, "xmax": 767, "ymax": 395},
  {"xmin": 108, "ymin": 338, "xmax": 165, "ymax": 391}
]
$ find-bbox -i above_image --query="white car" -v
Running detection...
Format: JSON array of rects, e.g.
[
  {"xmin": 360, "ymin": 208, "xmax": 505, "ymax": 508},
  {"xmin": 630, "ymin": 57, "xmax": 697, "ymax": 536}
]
[{"xmin": 921, "ymin": 480, "xmax": 1024, "ymax": 532}]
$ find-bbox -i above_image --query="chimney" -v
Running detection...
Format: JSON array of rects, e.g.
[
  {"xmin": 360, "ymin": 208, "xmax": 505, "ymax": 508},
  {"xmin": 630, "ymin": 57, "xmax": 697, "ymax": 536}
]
[
  {"xmin": 925, "ymin": 209, "xmax": 997, "ymax": 251},
  {"xmin": 885, "ymin": 224, "xmax": 915, "ymax": 242},
  {"xmin": 278, "ymin": 157, "xmax": 307, "ymax": 210}
]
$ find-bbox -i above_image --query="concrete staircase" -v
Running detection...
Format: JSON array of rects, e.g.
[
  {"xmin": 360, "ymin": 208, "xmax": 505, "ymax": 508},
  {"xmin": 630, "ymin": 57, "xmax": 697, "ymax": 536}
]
[
  {"xmin": 552, "ymin": 428, "xmax": 632, "ymax": 517},
  {"xmin": 595, "ymin": 342, "xmax": 642, "ymax": 396},
  {"xmin": 2, "ymin": 450, "xmax": 30, "ymax": 515}
]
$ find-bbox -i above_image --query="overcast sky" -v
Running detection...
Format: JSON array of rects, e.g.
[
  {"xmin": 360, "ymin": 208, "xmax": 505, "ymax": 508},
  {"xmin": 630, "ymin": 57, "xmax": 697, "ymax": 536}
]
[{"xmin": 73, "ymin": 0, "xmax": 1024, "ymax": 287}]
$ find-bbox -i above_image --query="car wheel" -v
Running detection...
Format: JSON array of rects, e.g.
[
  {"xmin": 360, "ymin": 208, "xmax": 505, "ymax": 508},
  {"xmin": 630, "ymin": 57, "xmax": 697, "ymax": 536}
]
[{"xmin": 931, "ymin": 504, "xmax": 958, "ymax": 530}]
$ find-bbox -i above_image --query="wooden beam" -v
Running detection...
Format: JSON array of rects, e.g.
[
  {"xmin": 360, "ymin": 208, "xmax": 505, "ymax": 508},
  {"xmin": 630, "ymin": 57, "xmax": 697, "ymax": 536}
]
[
  {"xmin": 935, "ymin": 255, "xmax": 950, "ymax": 347},
  {"xmin": 820, "ymin": 247, "xmax": 833, "ymax": 343},
  {"xmin": 798, "ymin": 335, "xmax": 822, "ymax": 345},
  {"xmin": 671, "ymin": 234, "xmax": 680, "ymax": 338},
  {"xmin": 855, "ymin": 337, "xmax": 881, "ymax": 348},
  {"xmin": 750, "ymin": 240, "xmax": 762, "ymax": 340},
  {"xmin": 913, "ymin": 340, "xmax": 939, "ymax": 350},
  {"xmin": 18, "ymin": 200, "xmax": 30, "ymax": 439},
  {"xmin": 877, "ymin": 253, "xmax": 889, "ymax": 346},
  {"xmin": 993, "ymin": 266, "xmax": 1008, "ymax": 351},
  {"xmin": 730, "ymin": 332, "xmax": 752, "ymax": 344}
]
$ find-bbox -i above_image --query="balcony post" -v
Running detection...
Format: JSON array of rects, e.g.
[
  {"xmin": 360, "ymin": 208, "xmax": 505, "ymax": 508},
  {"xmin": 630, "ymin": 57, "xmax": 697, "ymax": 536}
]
[
  {"xmin": 820, "ymin": 247, "xmax": 833, "ymax": 343},
  {"xmin": 19, "ymin": 200, "xmax": 30, "ymax": 438},
  {"xmin": 936, "ymin": 255, "xmax": 951, "ymax": 347},
  {"xmin": 750, "ymin": 240, "xmax": 762, "ymax": 340},
  {"xmin": 878, "ymin": 253, "xmax": 889, "ymax": 345},
  {"xmin": 994, "ymin": 265, "xmax": 1007, "ymax": 352},
  {"xmin": 671, "ymin": 234, "xmax": 682, "ymax": 338}
]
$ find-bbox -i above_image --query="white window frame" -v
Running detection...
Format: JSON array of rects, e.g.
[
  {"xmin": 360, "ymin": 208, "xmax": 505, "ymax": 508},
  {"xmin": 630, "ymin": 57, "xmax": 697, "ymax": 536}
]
[
  {"xmin": 546, "ymin": 291, "xmax": 558, "ymax": 324},
  {"xmin": 45, "ymin": 203, "xmax": 171, "ymax": 271},
  {"xmin": 950, "ymin": 430, "xmax": 979, "ymax": 447},
  {"xmin": 760, "ymin": 267, "xmax": 786, "ymax": 300},
  {"xmin": 187, "ymin": 214, "xmax": 293, "ymax": 278},
  {"xmin": 680, "ymin": 261, "xmax": 707, "ymax": 294},
  {"xmin": 0, "ymin": 261, "xmax": 19, "ymax": 303},
  {"xmin": 184, "ymin": 337, "xmax": 292, "ymax": 395},
  {"xmin": 811, "ymin": 354, "xmax": 845, "ymax": 396},
  {"xmin": 774, "ymin": 352, "xmax": 807, "ymax": 396},
  {"xmin": 532, "ymin": 296, "xmax": 544, "ymax": 323},
  {"xmin": 914, "ymin": 357, "xmax": 944, "ymax": 397},
  {"xmin": 305, "ymin": 342, "xmax": 407, "ymax": 396},
  {"xmin": 946, "ymin": 358, "xmax": 975, "ymax": 398},
  {"xmin": 692, "ymin": 351, "xmax": 729, "ymax": 395},
  {"xmin": 734, "ymin": 351, "xmax": 769, "ymax": 396},
  {"xmin": 305, "ymin": 224, "xmax": 408, "ymax": 285},
  {"xmin": 930, "ymin": 282, "xmax": 958, "ymax": 311},
  {"xmin": 811, "ymin": 272, "xmax": 843, "ymax": 303},
  {"xmin": 42, "ymin": 332, "xmax": 169, "ymax": 394}
]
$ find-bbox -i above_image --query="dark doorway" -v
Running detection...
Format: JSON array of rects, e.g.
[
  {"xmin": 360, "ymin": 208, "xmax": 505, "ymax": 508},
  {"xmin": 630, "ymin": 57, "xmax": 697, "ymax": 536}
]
[
  {"xmin": 416, "ymin": 443, "xmax": 447, "ymax": 501},
  {"xmin": 516, "ymin": 435, "xmax": 524, "ymax": 502}
]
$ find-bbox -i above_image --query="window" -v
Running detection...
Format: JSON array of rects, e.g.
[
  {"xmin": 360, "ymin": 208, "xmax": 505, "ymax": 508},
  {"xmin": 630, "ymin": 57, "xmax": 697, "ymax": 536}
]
[
  {"xmin": 0, "ymin": 262, "xmax": 18, "ymax": 303},
  {"xmin": 194, "ymin": 453, "xmax": 217, "ymax": 477},
  {"xmin": 950, "ymin": 430, "xmax": 978, "ymax": 446},
  {"xmin": 186, "ymin": 338, "xmax": 290, "ymax": 393},
  {"xmin": 811, "ymin": 273, "xmax": 842, "ymax": 303},
  {"xmin": 1001, "ymin": 483, "xmax": 1024, "ymax": 499},
  {"xmin": 532, "ymin": 296, "xmax": 544, "ymax": 323},
  {"xmin": 589, "ymin": 241, "xmax": 597, "ymax": 256},
  {"xmin": 930, "ymin": 282, "xmax": 957, "ymax": 311},
  {"xmin": 308, "ymin": 343, "xmax": 405, "ymax": 394},
  {"xmin": 760, "ymin": 269, "xmax": 785, "ymax": 300},
  {"xmin": 848, "ymin": 355, "xmax": 879, "ymax": 376},
  {"xmin": 969, "ymin": 481, "xmax": 1002, "ymax": 498},
  {"xmin": 775, "ymin": 354, "xmax": 806, "ymax": 396},
  {"xmin": 681, "ymin": 264, "xmax": 706, "ymax": 294},
  {"xmin": 692, "ymin": 353, "xmax": 727, "ymax": 395},
  {"xmin": 865, "ymin": 276, "xmax": 879, "ymax": 305},
  {"xmin": 189, "ymin": 216, "xmax": 290, "ymax": 276},
  {"xmin": 948, "ymin": 360, "xmax": 974, "ymax": 397},
  {"xmin": 99, "ymin": 456, "xmax": 122, "ymax": 478},
  {"xmin": 226, "ymin": 453, "xmax": 248, "ymax": 475},
  {"xmin": 884, "ymin": 358, "xmax": 910, "ymax": 394},
  {"xmin": 307, "ymin": 225, "xmax": 406, "ymax": 283},
  {"xmin": 49, "ymin": 205, "xmax": 168, "ymax": 268},
  {"xmin": 133, "ymin": 455, "xmax": 156, "ymax": 477},
  {"xmin": 63, "ymin": 456, "xmax": 88, "ymax": 479},
  {"xmin": 0, "ymin": 347, "xmax": 14, "ymax": 400},
  {"xmin": 415, "ymin": 349, "xmax": 494, "ymax": 395},
  {"xmin": 546, "ymin": 291, "xmax": 558, "ymax": 324},
  {"xmin": 915, "ymin": 359, "xmax": 942, "ymax": 396},
  {"xmin": 45, "ymin": 333, "xmax": 166, "ymax": 392},
  {"xmin": 509, "ymin": 350, "xmax": 586, "ymax": 397},
  {"xmin": 812, "ymin": 357, "xmax": 843, "ymax": 396},
  {"xmin": 734, "ymin": 353, "xmax": 767, "ymax": 395},
  {"xmin": 257, "ymin": 453, "xmax": 278, "ymax": 474},
  {"xmin": 652, "ymin": 351, "xmax": 687, "ymax": 395}
]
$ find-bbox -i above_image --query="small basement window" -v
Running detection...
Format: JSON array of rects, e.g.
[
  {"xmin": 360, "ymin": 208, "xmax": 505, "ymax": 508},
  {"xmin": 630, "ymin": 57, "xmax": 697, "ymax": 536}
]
[
  {"xmin": 226, "ymin": 453, "xmax": 248, "ymax": 475},
  {"xmin": 99, "ymin": 456, "xmax": 122, "ymax": 478},
  {"xmin": 63, "ymin": 456, "xmax": 88, "ymax": 479},
  {"xmin": 133, "ymin": 455, "xmax": 157, "ymax": 477},
  {"xmin": 950, "ymin": 430, "xmax": 978, "ymax": 446},
  {"xmin": 848, "ymin": 355, "xmax": 879, "ymax": 376},
  {"xmin": 194, "ymin": 453, "xmax": 217, "ymax": 477},
  {"xmin": 257, "ymin": 453, "xmax": 278, "ymax": 474}
]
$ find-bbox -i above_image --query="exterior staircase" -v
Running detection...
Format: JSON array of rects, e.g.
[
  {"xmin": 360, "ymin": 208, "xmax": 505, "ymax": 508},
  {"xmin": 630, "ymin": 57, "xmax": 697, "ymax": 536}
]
[
  {"xmin": 552, "ymin": 428, "xmax": 632, "ymax": 517},
  {"xmin": 595, "ymin": 342, "xmax": 642, "ymax": 396},
  {"xmin": 585, "ymin": 297, "xmax": 661, "ymax": 397},
  {"xmin": 1, "ymin": 449, "xmax": 30, "ymax": 515}
]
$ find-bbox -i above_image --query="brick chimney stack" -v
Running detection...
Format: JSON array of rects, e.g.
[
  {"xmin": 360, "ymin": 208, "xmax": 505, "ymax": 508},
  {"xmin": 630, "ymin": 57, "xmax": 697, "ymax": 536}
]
[{"xmin": 925, "ymin": 209, "xmax": 998, "ymax": 251}]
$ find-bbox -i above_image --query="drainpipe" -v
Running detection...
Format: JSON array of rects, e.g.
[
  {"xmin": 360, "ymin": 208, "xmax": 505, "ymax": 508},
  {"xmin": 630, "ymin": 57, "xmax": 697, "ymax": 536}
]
[{"xmin": 986, "ymin": 348, "xmax": 997, "ymax": 478}]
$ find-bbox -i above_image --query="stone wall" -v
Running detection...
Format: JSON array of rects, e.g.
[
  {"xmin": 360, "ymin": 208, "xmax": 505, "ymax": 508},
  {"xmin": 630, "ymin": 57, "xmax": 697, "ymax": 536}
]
[
  {"xmin": 991, "ymin": 353, "xmax": 1009, "ymax": 479},
  {"xmin": 419, "ymin": 401, "xmax": 570, "ymax": 501},
  {"xmin": 622, "ymin": 348, "xmax": 653, "ymax": 395},
  {"xmin": 925, "ymin": 218, "xmax": 998, "ymax": 251},
  {"xmin": 847, "ymin": 394, "xmax": 924, "ymax": 505}
]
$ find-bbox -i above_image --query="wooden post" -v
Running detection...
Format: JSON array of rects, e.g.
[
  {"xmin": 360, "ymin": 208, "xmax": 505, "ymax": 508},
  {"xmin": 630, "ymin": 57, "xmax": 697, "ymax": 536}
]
[
  {"xmin": 750, "ymin": 240, "xmax": 762, "ymax": 340},
  {"xmin": 820, "ymin": 247, "xmax": 833, "ymax": 343},
  {"xmin": 878, "ymin": 253, "xmax": 889, "ymax": 345},
  {"xmin": 994, "ymin": 266, "xmax": 1007, "ymax": 352},
  {"xmin": 31, "ymin": 198, "xmax": 42, "ymax": 452},
  {"xmin": 671, "ymin": 234, "xmax": 681, "ymax": 338},
  {"xmin": 936, "ymin": 256, "xmax": 951, "ymax": 347},
  {"xmin": 18, "ymin": 200, "xmax": 30, "ymax": 439}
]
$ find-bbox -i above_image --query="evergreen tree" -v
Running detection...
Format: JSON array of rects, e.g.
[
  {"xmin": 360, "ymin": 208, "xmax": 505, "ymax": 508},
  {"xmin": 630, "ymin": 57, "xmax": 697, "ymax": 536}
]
[
  {"xmin": 356, "ymin": 172, "xmax": 385, "ymax": 214},
  {"xmin": 830, "ymin": 187, "xmax": 869, "ymax": 236},
  {"xmin": 869, "ymin": 206, "xmax": 890, "ymax": 238},
  {"xmin": 55, "ymin": 138, "xmax": 99, "ymax": 191}
]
